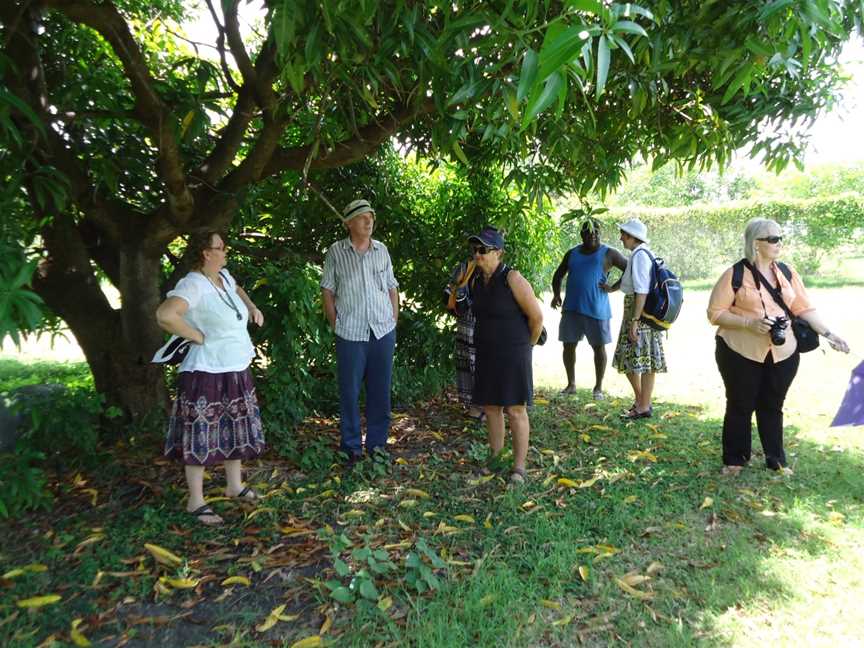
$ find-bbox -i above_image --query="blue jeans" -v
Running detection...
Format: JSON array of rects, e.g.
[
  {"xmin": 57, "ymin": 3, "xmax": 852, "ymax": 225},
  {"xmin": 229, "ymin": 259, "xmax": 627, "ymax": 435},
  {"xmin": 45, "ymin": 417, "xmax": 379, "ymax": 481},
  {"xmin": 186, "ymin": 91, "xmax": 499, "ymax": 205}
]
[{"xmin": 335, "ymin": 329, "xmax": 396, "ymax": 455}]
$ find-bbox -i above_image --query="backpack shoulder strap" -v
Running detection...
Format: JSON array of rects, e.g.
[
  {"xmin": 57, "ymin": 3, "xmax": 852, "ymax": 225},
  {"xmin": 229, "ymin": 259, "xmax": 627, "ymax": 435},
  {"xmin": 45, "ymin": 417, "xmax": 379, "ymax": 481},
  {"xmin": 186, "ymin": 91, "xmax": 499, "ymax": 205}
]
[{"xmin": 731, "ymin": 260, "xmax": 745, "ymax": 293}]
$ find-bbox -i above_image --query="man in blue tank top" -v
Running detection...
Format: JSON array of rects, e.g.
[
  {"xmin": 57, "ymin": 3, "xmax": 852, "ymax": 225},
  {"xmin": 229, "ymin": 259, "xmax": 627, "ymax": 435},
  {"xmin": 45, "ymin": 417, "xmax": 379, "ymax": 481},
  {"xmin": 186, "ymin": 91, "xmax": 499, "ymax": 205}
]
[{"xmin": 551, "ymin": 219, "xmax": 627, "ymax": 399}]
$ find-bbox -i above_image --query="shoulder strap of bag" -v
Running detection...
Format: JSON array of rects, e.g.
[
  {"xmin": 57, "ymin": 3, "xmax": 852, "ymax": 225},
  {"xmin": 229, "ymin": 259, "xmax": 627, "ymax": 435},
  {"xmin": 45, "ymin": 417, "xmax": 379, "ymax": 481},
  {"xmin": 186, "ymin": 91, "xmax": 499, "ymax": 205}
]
[
  {"xmin": 745, "ymin": 260, "xmax": 794, "ymax": 320},
  {"xmin": 457, "ymin": 260, "xmax": 477, "ymax": 289},
  {"xmin": 776, "ymin": 261, "xmax": 792, "ymax": 282},
  {"xmin": 730, "ymin": 259, "xmax": 745, "ymax": 306}
]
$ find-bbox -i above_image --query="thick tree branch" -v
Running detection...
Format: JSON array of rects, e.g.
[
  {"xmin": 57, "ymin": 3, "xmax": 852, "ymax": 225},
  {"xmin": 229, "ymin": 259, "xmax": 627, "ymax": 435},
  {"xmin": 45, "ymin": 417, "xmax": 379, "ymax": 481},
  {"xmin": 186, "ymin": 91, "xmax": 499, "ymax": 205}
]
[
  {"xmin": 262, "ymin": 99, "xmax": 436, "ymax": 178},
  {"xmin": 44, "ymin": 0, "xmax": 194, "ymax": 222}
]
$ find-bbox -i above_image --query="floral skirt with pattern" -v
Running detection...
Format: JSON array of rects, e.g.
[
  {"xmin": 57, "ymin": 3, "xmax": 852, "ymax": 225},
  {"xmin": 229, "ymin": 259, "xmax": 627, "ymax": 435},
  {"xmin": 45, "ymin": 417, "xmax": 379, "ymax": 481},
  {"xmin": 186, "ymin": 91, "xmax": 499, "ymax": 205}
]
[
  {"xmin": 164, "ymin": 368, "xmax": 265, "ymax": 466},
  {"xmin": 612, "ymin": 294, "xmax": 668, "ymax": 374}
]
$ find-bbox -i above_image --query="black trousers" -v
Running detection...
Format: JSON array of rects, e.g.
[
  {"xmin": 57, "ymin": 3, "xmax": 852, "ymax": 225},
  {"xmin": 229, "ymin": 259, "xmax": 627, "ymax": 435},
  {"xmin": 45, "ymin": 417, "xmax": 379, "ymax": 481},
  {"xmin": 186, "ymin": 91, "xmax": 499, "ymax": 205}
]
[{"xmin": 715, "ymin": 336, "xmax": 800, "ymax": 469}]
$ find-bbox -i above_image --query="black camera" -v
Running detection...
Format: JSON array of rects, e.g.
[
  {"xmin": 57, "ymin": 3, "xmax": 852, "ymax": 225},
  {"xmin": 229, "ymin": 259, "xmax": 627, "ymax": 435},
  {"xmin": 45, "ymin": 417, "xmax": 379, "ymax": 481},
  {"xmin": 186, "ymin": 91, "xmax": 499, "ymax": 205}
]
[{"xmin": 769, "ymin": 316, "xmax": 788, "ymax": 346}]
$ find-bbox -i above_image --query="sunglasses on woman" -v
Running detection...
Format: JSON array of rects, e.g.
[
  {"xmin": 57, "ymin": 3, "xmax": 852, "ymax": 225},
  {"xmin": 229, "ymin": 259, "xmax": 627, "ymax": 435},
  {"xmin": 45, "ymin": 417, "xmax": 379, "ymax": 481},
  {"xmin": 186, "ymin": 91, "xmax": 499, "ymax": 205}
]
[
  {"xmin": 757, "ymin": 236, "xmax": 783, "ymax": 244},
  {"xmin": 471, "ymin": 245, "xmax": 498, "ymax": 255}
]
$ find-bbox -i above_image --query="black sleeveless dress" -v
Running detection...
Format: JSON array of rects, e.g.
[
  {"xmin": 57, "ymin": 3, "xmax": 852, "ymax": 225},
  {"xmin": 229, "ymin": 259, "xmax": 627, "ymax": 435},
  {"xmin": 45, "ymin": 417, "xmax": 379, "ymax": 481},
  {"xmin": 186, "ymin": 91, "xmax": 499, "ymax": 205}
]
[{"xmin": 471, "ymin": 263, "xmax": 533, "ymax": 406}]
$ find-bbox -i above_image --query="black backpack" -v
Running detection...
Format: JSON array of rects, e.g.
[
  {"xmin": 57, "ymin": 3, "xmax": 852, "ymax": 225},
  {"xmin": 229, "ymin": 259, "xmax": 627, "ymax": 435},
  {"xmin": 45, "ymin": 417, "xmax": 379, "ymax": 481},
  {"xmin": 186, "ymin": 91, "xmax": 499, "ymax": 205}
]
[{"xmin": 633, "ymin": 249, "xmax": 684, "ymax": 331}]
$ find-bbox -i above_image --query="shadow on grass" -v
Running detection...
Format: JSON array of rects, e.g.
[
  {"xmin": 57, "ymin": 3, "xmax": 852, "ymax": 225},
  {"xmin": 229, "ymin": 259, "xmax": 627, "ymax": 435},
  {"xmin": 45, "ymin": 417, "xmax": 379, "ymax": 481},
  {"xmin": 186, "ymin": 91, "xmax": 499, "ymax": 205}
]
[{"xmin": 3, "ymin": 387, "xmax": 863, "ymax": 647}]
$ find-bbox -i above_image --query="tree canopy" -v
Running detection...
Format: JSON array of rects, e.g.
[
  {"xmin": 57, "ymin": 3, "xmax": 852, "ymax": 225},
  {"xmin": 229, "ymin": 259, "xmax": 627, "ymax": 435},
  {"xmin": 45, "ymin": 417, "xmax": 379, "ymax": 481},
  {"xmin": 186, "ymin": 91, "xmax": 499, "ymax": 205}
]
[{"xmin": 1, "ymin": 0, "xmax": 863, "ymax": 417}]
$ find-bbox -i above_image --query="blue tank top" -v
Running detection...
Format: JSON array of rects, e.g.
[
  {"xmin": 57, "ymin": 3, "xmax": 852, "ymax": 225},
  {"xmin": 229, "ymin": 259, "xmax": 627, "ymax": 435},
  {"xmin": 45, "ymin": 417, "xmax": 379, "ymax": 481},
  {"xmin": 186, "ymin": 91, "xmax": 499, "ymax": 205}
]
[{"xmin": 562, "ymin": 244, "xmax": 611, "ymax": 320}]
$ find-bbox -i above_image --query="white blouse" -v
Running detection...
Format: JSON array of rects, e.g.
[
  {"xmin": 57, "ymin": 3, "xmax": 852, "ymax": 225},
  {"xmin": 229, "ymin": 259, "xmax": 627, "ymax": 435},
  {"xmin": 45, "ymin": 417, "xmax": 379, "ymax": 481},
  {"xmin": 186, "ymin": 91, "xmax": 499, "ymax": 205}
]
[
  {"xmin": 166, "ymin": 269, "xmax": 255, "ymax": 374},
  {"xmin": 619, "ymin": 243, "xmax": 653, "ymax": 295}
]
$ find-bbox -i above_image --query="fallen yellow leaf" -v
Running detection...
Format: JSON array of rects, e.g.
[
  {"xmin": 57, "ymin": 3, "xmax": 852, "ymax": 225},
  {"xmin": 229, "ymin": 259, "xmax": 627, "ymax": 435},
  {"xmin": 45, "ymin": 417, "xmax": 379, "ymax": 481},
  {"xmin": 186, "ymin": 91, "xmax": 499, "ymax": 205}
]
[
  {"xmin": 320, "ymin": 614, "xmax": 333, "ymax": 634},
  {"xmin": 700, "ymin": 497, "xmax": 714, "ymax": 510},
  {"xmin": 483, "ymin": 513, "xmax": 493, "ymax": 529},
  {"xmin": 256, "ymin": 604, "xmax": 286, "ymax": 632},
  {"xmin": 454, "ymin": 514, "xmax": 476, "ymax": 524},
  {"xmin": 579, "ymin": 476, "xmax": 601, "ymax": 488},
  {"xmin": 277, "ymin": 612, "xmax": 300, "ymax": 622},
  {"xmin": 394, "ymin": 457, "xmax": 408, "ymax": 465},
  {"xmin": 578, "ymin": 565, "xmax": 589, "ymax": 581},
  {"xmin": 557, "ymin": 478, "xmax": 579, "ymax": 488},
  {"xmin": 70, "ymin": 619, "xmax": 91, "ymax": 647},
  {"xmin": 521, "ymin": 500, "xmax": 536, "ymax": 510},
  {"xmin": 378, "ymin": 596, "xmax": 393, "ymax": 611},
  {"xmin": 828, "ymin": 511, "xmax": 845, "ymax": 526},
  {"xmin": 422, "ymin": 511, "xmax": 438, "ymax": 518},
  {"xmin": 405, "ymin": 488, "xmax": 431, "ymax": 499},
  {"xmin": 539, "ymin": 599, "xmax": 561, "ymax": 609},
  {"xmin": 552, "ymin": 613, "xmax": 574, "ymax": 627},
  {"xmin": 341, "ymin": 509, "xmax": 364, "ymax": 519},
  {"xmin": 646, "ymin": 561, "xmax": 664, "ymax": 576},
  {"xmin": 144, "ymin": 543, "xmax": 183, "ymax": 567},
  {"xmin": 534, "ymin": 398, "xmax": 549, "ymax": 405},
  {"xmin": 161, "ymin": 577, "xmax": 199, "ymax": 589},
  {"xmin": 290, "ymin": 636, "xmax": 323, "ymax": 648},
  {"xmin": 221, "ymin": 576, "xmax": 251, "ymax": 587},
  {"xmin": 614, "ymin": 578, "xmax": 655, "ymax": 600},
  {"xmin": 620, "ymin": 573, "xmax": 651, "ymax": 587},
  {"xmin": 3, "ymin": 564, "xmax": 48, "ymax": 580},
  {"xmin": 16, "ymin": 594, "xmax": 62, "ymax": 608},
  {"xmin": 399, "ymin": 499, "xmax": 418, "ymax": 509}
]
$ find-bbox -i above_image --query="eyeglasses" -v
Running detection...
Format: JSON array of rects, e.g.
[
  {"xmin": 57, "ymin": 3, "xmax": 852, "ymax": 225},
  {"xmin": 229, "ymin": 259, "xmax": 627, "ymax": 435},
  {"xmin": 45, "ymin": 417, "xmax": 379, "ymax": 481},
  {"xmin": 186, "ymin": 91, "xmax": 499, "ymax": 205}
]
[
  {"xmin": 471, "ymin": 245, "xmax": 498, "ymax": 255},
  {"xmin": 757, "ymin": 236, "xmax": 783, "ymax": 244}
]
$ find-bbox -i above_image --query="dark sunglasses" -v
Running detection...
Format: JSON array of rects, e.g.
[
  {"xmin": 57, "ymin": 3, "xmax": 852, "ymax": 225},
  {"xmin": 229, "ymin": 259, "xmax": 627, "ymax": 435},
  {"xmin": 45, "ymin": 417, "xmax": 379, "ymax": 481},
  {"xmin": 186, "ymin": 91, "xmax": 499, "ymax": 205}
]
[
  {"xmin": 471, "ymin": 245, "xmax": 498, "ymax": 255},
  {"xmin": 757, "ymin": 236, "xmax": 783, "ymax": 244}
]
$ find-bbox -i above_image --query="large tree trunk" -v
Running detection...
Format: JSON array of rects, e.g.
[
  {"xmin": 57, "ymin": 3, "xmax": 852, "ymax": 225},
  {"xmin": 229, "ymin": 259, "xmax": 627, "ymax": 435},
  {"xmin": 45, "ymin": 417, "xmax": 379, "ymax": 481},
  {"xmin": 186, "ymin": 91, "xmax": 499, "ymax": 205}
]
[{"xmin": 33, "ymin": 219, "xmax": 170, "ymax": 423}]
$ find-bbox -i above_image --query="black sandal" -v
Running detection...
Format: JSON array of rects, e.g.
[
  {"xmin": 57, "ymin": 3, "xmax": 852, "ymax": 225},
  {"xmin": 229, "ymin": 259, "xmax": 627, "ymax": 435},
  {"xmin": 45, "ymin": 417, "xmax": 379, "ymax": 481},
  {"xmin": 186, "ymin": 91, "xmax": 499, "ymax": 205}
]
[
  {"xmin": 232, "ymin": 485, "xmax": 260, "ymax": 501},
  {"xmin": 189, "ymin": 504, "xmax": 223, "ymax": 526}
]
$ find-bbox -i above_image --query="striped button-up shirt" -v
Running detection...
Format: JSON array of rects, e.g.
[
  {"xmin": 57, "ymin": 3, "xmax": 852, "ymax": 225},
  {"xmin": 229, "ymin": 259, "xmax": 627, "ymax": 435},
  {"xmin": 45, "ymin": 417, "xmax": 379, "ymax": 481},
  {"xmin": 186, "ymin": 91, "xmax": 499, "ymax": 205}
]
[{"xmin": 320, "ymin": 238, "xmax": 399, "ymax": 341}]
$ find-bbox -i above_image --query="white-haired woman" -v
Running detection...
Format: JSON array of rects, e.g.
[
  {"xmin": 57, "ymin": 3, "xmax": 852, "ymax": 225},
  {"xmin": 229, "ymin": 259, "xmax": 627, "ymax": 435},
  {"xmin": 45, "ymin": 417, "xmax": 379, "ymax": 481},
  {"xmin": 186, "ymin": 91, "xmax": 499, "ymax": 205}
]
[{"xmin": 707, "ymin": 218, "xmax": 849, "ymax": 475}]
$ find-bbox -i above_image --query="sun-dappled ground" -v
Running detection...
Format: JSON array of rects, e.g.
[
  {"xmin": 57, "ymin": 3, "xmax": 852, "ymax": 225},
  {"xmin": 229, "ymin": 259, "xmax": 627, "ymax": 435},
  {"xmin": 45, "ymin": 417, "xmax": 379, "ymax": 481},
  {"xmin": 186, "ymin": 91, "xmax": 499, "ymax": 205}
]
[{"xmin": 2, "ymin": 280, "xmax": 864, "ymax": 647}]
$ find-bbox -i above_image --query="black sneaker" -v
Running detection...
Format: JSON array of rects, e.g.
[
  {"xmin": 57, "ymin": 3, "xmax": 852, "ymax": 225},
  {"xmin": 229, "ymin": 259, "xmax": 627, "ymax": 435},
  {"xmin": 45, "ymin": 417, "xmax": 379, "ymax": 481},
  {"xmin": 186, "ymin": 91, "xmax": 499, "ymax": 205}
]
[{"xmin": 342, "ymin": 451, "xmax": 363, "ymax": 469}]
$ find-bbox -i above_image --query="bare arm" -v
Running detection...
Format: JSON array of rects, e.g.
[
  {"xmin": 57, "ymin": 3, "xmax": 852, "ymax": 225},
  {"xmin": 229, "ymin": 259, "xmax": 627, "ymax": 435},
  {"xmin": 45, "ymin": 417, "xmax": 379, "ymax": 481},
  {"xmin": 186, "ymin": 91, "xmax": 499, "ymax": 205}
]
[
  {"xmin": 601, "ymin": 247, "xmax": 627, "ymax": 292},
  {"xmin": 321, "ymin": 288, "xmax": 337, "ymax": 329},
  {"xmin": 797, "ymin": 310, "xmax": 850, "ymax": 353},
  {"xmin": 155, "ymin": 297, "xmax": 204, "ymax": 344},
  {"xmin": 389, "ymin": 287, "xmax": 399, "ymax": 324},
  {"xmin": 550, "ymin": 250, "xmax": 571, "ymax": 309},
  {"xmin": 507, "ymin": 270, "xmax": 544, "ymax": 345},
  {"xmin": 236, "ymin": 285, "xmax": 264, "ymax": 326}
]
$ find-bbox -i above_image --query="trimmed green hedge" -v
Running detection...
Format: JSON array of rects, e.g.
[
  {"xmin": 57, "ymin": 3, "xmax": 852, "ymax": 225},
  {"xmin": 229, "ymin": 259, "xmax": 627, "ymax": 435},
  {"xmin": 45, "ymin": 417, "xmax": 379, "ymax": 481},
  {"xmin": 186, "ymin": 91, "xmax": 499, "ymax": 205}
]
[{"xmin": 572, "ymin": 193, "xmax": 864, "ymax": 279}]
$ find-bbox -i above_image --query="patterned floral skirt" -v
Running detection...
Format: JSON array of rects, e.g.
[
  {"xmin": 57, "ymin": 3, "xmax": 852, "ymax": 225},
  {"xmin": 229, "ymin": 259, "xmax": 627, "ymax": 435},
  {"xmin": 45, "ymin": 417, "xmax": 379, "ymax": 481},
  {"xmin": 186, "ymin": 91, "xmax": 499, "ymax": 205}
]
[
  {"xmin": 612, "ymin": 294, "xmax": 668, "ymax": 375},
  {"xmin": 164, "ymin": 369, "xmax": 266, "ymax": 466},
  {"xmin": 455, "ymin": 312, "xmax": 476, "ymax": 405}
]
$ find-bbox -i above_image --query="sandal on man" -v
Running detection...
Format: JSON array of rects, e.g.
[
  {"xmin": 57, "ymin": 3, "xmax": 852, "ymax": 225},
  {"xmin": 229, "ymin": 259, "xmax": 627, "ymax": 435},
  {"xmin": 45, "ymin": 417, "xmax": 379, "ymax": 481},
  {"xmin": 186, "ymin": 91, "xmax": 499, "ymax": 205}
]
[
  {"xmin": 189, "ymin": 504, "xmax": 223, "ymax": 526},
  {"xmin": 227, "ymin": 485, "xmax": 260, "ymax": 501},
  {"xmin": 721, "ymin": 465, "xmax": 744, "ymax": 477}
]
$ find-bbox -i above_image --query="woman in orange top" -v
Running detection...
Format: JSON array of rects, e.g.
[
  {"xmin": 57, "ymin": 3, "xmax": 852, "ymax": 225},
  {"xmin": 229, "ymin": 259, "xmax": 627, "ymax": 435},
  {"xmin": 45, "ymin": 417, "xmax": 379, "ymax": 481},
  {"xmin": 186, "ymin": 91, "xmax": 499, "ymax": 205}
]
[{"xmin": 707, "ymin": 218, "xmax": 849, "ymax": 475}]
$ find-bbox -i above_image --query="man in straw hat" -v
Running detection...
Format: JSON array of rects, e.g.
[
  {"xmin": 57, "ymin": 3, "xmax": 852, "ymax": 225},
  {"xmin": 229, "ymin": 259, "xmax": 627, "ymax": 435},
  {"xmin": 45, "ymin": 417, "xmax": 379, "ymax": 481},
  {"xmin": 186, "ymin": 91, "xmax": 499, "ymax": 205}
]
[{"xmin": 321, "ymin": 199, "xmax": 399, "ymax": 466}]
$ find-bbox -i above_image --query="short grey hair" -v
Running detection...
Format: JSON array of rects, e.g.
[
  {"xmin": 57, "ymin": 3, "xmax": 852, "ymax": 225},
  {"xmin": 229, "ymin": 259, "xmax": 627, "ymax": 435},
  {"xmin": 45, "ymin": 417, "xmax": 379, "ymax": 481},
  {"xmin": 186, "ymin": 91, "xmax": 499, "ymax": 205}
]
[{"xmin": 743, "ymin": 218, "xmax": 780, "ymax": 263}]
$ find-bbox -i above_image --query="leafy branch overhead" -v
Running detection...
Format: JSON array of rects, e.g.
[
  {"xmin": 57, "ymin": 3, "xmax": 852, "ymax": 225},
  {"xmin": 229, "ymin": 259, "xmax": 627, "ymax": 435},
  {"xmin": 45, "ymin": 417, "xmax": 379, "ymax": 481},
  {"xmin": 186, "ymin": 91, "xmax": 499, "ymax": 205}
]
[{"xmin": 0, "ymin": 0, "xmax": 862, "ymax": 417}]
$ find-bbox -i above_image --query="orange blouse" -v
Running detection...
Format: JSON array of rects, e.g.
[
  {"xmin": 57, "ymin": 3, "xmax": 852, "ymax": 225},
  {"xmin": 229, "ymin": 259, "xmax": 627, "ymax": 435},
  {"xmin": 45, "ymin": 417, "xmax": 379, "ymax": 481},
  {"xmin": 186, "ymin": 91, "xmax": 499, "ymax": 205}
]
[{"xmin": 706, "ymin": 262, "xmax": 814, "ymax": 363}]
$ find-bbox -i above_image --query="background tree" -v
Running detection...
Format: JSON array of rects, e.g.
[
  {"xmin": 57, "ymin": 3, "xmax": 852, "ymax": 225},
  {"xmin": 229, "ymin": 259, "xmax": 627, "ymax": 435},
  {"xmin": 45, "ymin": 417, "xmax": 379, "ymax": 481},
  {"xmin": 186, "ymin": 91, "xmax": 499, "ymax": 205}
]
[{"xmin": 1, "ymin": 0, "xmax": 862, "ymax": 419}]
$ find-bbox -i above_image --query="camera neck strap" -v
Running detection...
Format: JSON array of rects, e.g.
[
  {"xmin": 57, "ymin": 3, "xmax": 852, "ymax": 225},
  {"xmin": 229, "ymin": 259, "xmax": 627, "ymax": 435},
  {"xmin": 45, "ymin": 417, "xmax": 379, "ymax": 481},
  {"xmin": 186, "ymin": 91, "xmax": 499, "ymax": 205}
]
[{"xmin": 743, "ymin": 260, "xmax": 793, "ymax": 321}]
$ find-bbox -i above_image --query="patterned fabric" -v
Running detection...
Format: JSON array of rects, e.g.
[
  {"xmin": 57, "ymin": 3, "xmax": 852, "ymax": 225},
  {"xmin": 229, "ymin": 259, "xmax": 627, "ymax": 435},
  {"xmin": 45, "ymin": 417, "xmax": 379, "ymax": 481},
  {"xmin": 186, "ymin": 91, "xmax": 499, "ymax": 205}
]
[
  {"xmin": 320, "ymin": 238, "xmax": 398, "ymax": 341},
  {"xmin": 164, "ymin": 369, "xmax": 265, "ymax": 466},
  {"xmin": 612, "ymin": 293, "xmax": 668, "ymax": 374},
  {"xmin": 455, "ymin": 310, "xmax": 476, "ymax": 405}
]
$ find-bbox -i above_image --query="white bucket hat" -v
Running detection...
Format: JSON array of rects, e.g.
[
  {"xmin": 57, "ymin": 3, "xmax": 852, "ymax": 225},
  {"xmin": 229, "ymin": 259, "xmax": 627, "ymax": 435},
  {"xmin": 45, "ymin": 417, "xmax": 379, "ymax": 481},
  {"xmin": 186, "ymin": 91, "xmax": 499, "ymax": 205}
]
[
  {"xmin": 342, "ymin": 198, "xmax": 375, "ymax": 223},
  {"xmin": 618, "ymin": 218, "xmax": 649, "ymax": 243}
]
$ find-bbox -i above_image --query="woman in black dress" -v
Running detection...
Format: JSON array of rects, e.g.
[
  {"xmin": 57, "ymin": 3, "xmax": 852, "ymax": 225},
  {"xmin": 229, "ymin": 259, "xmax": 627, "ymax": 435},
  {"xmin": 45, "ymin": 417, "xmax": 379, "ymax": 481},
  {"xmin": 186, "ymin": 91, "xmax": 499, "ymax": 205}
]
[{"xmin": 469, "ymin": 227, "xmax": 544, "ymax": 484}]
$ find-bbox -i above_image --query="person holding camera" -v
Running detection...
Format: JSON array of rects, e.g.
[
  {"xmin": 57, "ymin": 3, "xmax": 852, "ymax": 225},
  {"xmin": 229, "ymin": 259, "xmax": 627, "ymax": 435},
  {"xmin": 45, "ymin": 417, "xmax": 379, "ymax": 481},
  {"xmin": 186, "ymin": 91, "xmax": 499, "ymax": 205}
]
[{"xmin": 707, "ymin": 218, "xmax": 849, "ymax": 475}]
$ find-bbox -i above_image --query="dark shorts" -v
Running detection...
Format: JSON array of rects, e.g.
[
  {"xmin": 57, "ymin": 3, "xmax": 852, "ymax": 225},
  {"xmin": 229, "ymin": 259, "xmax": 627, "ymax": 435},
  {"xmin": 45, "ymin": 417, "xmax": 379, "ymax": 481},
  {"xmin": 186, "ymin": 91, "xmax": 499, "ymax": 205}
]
[{"xmin": 558, "ymin": 311, "xmax": 612, "ymax": 346}]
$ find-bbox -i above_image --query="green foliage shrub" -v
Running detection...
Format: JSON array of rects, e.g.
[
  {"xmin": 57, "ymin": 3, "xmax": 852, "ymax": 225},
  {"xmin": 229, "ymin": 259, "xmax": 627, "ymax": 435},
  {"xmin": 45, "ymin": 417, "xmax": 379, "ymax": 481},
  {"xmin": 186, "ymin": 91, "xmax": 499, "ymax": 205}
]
[
  {"xmin": 225, "ymin": 149, "xmax": 557, "ymax": 455},
  {"xmin": 564, "ymin": 194, "xmax": 864, "ymax": 280}
]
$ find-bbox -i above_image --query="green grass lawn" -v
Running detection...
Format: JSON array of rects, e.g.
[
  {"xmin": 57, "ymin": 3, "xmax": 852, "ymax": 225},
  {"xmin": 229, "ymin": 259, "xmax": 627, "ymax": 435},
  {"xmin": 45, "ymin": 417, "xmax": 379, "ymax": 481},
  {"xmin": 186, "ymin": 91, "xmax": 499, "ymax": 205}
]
[{"xmin": 2, "ymin": 283, "xmax": 864, "ymax": 647}]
